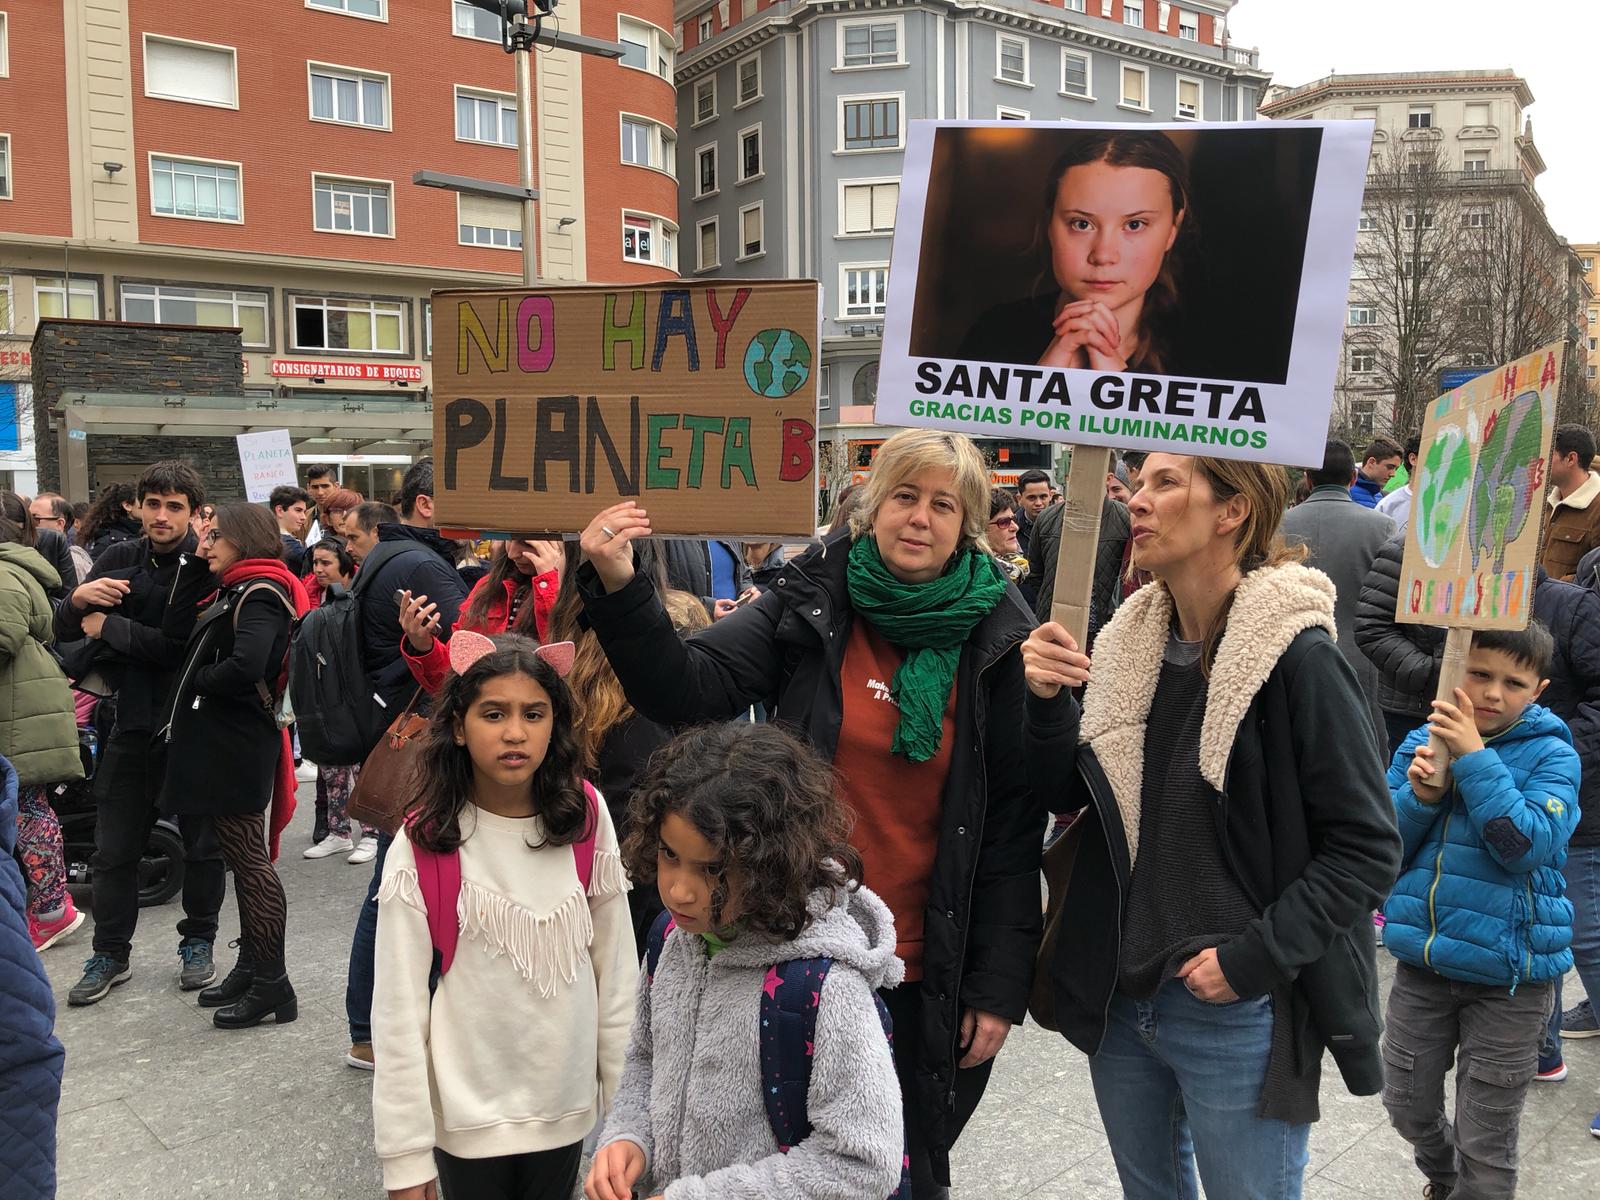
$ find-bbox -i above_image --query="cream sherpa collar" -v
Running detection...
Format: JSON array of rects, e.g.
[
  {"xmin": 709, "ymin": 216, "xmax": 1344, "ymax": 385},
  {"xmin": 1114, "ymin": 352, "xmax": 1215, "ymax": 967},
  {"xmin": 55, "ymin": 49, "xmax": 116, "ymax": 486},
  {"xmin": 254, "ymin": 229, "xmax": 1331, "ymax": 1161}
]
[{"xmin": 1078, "ymin": 562, "xmax": 1337, "ymax": 867}]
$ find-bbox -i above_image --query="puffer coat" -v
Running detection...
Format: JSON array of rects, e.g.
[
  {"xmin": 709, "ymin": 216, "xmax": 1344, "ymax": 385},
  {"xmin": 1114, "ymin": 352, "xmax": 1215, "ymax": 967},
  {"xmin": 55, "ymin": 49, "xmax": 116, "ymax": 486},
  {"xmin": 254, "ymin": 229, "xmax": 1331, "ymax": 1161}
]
[
  {"xmin": 0, "ymin": 545, "xmax": 84, "ymax": 786},
  {"xmin": 1382, "ymin": 705, "xmax": 1581, "ymax": 987}
]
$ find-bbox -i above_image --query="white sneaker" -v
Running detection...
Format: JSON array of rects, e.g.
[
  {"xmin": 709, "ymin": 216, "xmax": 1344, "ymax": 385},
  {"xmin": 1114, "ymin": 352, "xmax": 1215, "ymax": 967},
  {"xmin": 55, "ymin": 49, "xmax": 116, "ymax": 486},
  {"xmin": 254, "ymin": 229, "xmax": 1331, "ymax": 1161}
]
[
  {"xmin": 348, "ymin": 836, "xmax": 379, "ymax": 866},
  {"xmin": 294, "ymin": 761, "xmax": 318, "ymax": 783},
  {"xmin": 303, "ymin": 835, "xmax": 354, "ymax": 859}
]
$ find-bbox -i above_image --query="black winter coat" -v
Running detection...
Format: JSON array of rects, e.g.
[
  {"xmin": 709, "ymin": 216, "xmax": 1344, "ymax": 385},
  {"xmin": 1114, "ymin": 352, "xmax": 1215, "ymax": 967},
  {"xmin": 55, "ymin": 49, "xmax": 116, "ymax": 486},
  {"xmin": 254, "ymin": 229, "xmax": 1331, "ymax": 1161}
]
[
  {"xmin": 1354, "ymin": 534, "xmax": 1443, "ymax": 720},
  {"xmin": 1530, "ymin": 569, "xmax": 1600, "ymax": 846},
  {"xmin": 356, "ymin": 525, "xmax": 468, "ymax": 713},
  {"xmin": 86, "ymin": 515, "xmax": 141, "ymax": 562},
  {"xmin": 1027, "ymin": 569, "xmax": 1402, "ymax": 1123},
  {"xmin": 579, "ymin": 531, "xmax": 1040, "ymax": 1173},
  {"xmin": 30, "ymin": 530, "xmax": 76, "ymax": 604},
  {"xmin": 54, "ymin": 534, "xmax": 198, "ymax": 735},
  {"xmin": 157, "ymin": 559, "xmax": 293, "ymax": 817},
  {"xmin": 659, "ymin": 538, "xmax": 754, "ymax": 615}
]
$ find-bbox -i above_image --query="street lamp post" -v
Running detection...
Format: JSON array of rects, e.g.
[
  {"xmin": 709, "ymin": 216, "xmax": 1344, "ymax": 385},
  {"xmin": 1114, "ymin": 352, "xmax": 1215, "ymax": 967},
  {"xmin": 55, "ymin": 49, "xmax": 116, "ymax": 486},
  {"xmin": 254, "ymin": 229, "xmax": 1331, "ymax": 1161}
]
[{"xmin": 461, "ymin": 0, "xmax": 624, "ymax": 285}]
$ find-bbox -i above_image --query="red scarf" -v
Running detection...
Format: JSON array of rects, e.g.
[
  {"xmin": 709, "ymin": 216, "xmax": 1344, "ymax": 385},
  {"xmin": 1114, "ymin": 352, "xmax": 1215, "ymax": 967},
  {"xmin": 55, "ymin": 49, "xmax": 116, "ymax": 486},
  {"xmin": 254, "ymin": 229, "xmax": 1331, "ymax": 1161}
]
[{"xmin": 220, "ymin": 560, "xmax": 313, "ymax": 861}]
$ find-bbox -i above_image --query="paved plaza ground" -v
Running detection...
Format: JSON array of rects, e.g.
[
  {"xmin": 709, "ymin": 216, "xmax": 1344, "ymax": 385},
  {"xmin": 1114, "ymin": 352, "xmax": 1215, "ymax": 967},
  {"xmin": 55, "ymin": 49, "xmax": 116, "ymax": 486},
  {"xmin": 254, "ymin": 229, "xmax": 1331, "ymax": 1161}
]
[{"xmin": 42, "ymin": 785, "xmax": 1600, "ymax": 1198}]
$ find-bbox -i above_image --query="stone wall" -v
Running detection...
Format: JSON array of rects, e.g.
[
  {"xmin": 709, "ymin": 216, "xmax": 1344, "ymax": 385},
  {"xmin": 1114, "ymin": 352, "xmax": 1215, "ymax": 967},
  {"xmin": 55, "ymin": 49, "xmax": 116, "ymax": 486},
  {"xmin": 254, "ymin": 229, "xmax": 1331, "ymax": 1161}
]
[{"xmin": 30, "ymin": 320, "xmax": 245, "ymax": 498}]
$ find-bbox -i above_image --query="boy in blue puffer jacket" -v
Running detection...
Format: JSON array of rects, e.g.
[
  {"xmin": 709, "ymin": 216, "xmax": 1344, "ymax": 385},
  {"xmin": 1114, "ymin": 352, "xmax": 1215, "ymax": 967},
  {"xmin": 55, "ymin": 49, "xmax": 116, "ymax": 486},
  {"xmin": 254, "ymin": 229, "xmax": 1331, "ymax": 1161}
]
[{"xmin": 1381, "ymin": 621, "xmax": 1580, "ymax": 1200}]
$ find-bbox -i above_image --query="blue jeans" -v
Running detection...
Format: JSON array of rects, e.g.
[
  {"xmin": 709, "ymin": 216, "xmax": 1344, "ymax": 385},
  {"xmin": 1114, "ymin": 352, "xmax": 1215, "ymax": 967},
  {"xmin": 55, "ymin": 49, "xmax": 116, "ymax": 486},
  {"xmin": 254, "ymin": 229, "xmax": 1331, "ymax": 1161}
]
[
  {"xmin": 1542, "ymin": 843, "xmax": 1600, "ymax": 1059},
  {"xmin": 1089, "ymin": 980, "xmax": 1310, "ymax": 1200},
  {"xmin": 345, "ymin": 830, "xmax": 392, "ymax": 1045}
]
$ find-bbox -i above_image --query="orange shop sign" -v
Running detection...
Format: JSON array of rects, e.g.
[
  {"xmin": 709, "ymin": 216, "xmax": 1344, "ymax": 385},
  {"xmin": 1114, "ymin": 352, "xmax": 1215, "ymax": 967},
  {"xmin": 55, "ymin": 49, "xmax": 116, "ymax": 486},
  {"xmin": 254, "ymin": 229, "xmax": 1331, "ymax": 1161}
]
[{"xmin": 270, "ymin": 359, "xmax": 423, "ymax": 382}]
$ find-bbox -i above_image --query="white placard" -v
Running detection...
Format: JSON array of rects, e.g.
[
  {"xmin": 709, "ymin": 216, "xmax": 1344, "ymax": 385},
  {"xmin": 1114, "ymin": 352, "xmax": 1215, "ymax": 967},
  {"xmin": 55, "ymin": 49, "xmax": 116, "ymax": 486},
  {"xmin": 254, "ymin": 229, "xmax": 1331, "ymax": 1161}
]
[
  {"xmin": 878, "ymin": 119, "xmax": 1373, "ymax": 467},
  {"xmin": 236, "ymin": 429, "xmax": 298, "ymax": 502}
]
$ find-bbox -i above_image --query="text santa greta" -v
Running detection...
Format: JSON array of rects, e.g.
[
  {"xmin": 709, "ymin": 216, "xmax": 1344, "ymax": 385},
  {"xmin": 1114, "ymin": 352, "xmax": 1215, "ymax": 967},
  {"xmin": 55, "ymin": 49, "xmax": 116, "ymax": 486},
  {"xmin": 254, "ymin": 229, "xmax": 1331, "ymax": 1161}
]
[{"xmin": 912, "ymin": 362, "xmax": 1268, "ymax": 424}]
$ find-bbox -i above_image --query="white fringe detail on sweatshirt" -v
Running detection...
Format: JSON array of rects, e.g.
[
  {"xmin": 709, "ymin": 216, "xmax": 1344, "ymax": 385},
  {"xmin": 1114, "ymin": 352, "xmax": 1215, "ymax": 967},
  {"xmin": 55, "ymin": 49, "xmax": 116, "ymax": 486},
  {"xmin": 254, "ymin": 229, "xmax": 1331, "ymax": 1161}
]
[
  {"xmin": 587, "ymin": 848, "xmax": 630, "ymax": 900},
  {"xmin": 377, "ymin": 867, "xmax": 602, "ymax": 998}
]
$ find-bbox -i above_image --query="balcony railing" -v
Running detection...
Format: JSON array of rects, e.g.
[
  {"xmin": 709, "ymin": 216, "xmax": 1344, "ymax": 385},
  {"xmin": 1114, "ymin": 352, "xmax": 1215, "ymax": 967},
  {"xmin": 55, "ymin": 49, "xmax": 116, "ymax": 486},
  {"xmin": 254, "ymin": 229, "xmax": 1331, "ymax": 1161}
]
[
  {"xmin": 1225, "ymin": 45, "xmax": 1260, "ymax": 67},
  {"xmin": 1366, "ymin": 169, "xmax": 1525, "ymax": 190}
]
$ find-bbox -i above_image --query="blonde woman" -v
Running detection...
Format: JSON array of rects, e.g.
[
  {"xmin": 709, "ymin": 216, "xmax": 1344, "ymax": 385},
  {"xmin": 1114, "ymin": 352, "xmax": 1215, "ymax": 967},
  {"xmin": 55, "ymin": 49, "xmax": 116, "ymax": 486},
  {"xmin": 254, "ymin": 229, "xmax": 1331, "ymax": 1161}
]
[
  {"xmin": 578, "ymin": 428, "xmax": 1037, "ymax": 1198},
  {"xmin": 1022, "ymin": 453, "xmax": 1402, "ymax": 1199}
]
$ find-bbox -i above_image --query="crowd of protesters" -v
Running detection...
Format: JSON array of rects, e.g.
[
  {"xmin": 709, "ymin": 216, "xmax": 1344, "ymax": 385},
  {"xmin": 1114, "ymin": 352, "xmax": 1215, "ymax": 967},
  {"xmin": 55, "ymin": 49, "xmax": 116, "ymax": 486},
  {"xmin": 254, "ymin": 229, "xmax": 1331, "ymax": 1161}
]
[{"xmin": 7, "ymin": 423, "xmax": 1600, "ymax": 1200}]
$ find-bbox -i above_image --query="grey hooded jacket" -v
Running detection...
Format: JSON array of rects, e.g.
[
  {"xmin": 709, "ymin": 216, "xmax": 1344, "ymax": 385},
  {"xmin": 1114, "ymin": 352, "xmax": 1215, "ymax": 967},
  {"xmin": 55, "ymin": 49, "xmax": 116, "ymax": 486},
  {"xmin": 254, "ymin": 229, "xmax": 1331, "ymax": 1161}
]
[{"xmin": 598, "ymin": 885, "xmax": 905, "ymax": 1200}]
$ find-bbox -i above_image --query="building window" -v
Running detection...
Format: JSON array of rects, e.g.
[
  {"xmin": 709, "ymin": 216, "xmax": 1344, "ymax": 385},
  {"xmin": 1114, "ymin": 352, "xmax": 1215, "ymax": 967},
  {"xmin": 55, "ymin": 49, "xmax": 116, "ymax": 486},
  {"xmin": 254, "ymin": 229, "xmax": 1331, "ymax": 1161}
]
[
  {"xmin": 308, "ymin": 0, "xmax": 385, "ymax": 17},
  {"xmin": 312, "ymin": 176, "xmax": 392, "ymax": 237},
  {"xmin": 310, "ymin": 64, "xmax": 389, "ymax": 129},
  {"xmin": 423, "ymin": 299, "xmax": 432, "ymax": 358},
  {"xmin": 1358, "ymin": 210, "xmax": 1376, "ymax": 231},
  {"xmin": 696, "ymin": 145, "xmax": 717, "ymax": 197},
  {"xmin": 1464, "ymin": 101, "xmax": 1490, "ymax": 127},
  {"xmin": 0, "ymin": 277, "xmax": 10, "ymax": 332},
  {"xmin": 150, "ymin": 156, "xmax": 241, "ymax": 222},
  {"xmin": 1178, "ymin": 10, "xmax": 1199, "ymax": 40},
  {"xmin": 143, "ymin": 36, "xmax": 237, "ymax": 108},
  {"xmin": 739, "ymin": 203, "xmax": 764, "ymax": 259},
  {"xmin": 843, "ymin": 265, "xmax": 888, "ymax": 317},
  {"xmin": 34, "ymin": 276, "xmax": 100, "ymax": 320},
  {"xmin": 693, "ymin": 78, "xmax": 716, "ymax": 125},
  {"xmin": 997, "ymin": 106, "xmax": 1028, "ymax": 120},
  {"xmin": 1349, "ymin": 348, "xmax": 1376, "ymax": 375},
  {"xmin": 697, "ymin": 217, "xmax": 719, "ymax": 271},
  {"xmin": 842, "ymin": 180, "xmax": 898, "ymax": 236},
  {"xmin": 1590, "ymin": 337, "xmax": 1597, "ymax": 352},
  {"xmin": 621, "ymin": 117, "xmax": 676, "ymax": 177},
  {"xmin": 1402, "ymin": 209, "xmax": 1435, "ymax": 230},
  {"xmin": 0, "ymin": 13, "xmax": 9, "ymax": 78},
  {"xmin": 1589, "ymin": 365, "xmax": 1598, "ymax": 380},
  {"xmin": 456, "ymin": 88, "xmax": 517, "ymax": 147},
  {"xmin": 452, "ymin": 0, "xmax": 498, "ymax": 40},
  {"xmin": 737, "ymin": 53, "xmax": 762, "ymax": 105},
  {"xmin": 622, "ymin": 212, "xmax": 677, "ymax": 269},
  {"xmin": 618, "ymin": 17, "xmax": 673, "ymax": 81},
  {"xmin": 1120, "ymin": 64, "xmax": 1149, "ymax": 110},
  {"xmin": 0, "ymin": 135, "xmax": 9, "ymax": 200},
  {"xmin": 841, "ymin": 96, "xmax": 901, "ymax": 151},
  {"xmin": 457, "ymin": 194, "xmax": 523, "ymax": 249},
  {"xmin": 698, "ymin": 13, "xmax": 712, "ymax": 41},
  {"xmin": 997, "ymin": 35, "xmax": 1028, "ymax": 85},
  {"xmin": 1061, "ymin": 50, "xmax": 1091, "ymax": 98},
  {"xmin": 1582, "ymin": 257, "xmax": 1593, "ymax": 272},
  {"xmin": 1348, "ymin": 304, "xmax": 1378, "ymax": 326},
  {"xmin": 853, "ymin": 361, "xmax": 879, "ymax": 404},
  {"xmin": 1350, "ymin": 398, "xmax": 1377, "ymax": 436},
  {"xmin": 1590, "ymin": 309, "xmax": 1597, "ymax": 326},
  {"xmin": 1461, "ymin": 302, "xmax": 1490, "ymax": 325},
  {"xmin": 292, "ymin": 295, "xmax": 404, "ymax": 354},
  {"xmin": 841, "ymin": 19, "xmax": 900, "ymax": 67},
  {"xmin": 819, "ymin": 363, "xmax": 831, "ymax": 410},
  {"xmin": 1464, "ymin": 150, "xmax": 1489, "ymax": 173},
  {"xmin": 738, "ymin": 125, "xmax": 762, "ymax": 182},
  {"xmin": 1464, "ymin": 206, "xmax": 1490, "ymax": 229},
  {"xmin": 1402, "ymin": 253, "xmax": 1431, "ymax": 278},
  {"xmin": 1407, "ymin": 105, "xmax": 1432, "ymax": 129},
  {"xmin": 120, "ymin": 283, "xmax": 269, "ymax": 347},
  {"xmin": 1176, "ymin": 76, "xmax": 1201, "ymax": 119},
  {"xmin": 1123, "ymin": 1, "xmax": 1144, "ymax": 26}
]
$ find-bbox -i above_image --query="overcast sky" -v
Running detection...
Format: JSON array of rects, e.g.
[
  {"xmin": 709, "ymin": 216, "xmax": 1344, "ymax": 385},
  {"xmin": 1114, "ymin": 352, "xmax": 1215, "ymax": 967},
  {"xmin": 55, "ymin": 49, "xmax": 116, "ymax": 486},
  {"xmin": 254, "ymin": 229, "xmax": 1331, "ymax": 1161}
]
[{"xmin": 1228, "ymin": 0, "xmax": 1596, "ymax": 244}]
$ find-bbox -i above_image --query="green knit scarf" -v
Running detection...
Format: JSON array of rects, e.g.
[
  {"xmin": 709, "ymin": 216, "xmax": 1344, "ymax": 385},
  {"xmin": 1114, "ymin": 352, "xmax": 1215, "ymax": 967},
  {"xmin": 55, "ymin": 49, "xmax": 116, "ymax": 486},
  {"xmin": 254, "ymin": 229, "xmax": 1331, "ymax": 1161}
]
[{"xmin": 846, "ymin": 535, "xmax": 1008, "ymax": 762}]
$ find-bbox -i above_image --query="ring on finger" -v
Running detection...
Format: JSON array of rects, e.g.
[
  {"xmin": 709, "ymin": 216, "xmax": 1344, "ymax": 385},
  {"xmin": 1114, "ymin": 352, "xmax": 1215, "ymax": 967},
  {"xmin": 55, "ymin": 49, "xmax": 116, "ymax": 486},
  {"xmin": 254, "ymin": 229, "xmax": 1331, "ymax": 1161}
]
[{"xmin": 601, "ymin": 525, "xmax": 617, "ymax": 539}]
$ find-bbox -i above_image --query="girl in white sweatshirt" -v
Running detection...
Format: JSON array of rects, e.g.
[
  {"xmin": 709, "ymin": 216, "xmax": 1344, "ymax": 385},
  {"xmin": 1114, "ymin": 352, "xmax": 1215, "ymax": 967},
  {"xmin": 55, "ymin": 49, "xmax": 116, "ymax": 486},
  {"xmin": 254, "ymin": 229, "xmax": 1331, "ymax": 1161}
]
[{"xmin": 372, "ymin": 632, "xmax": 635, "ymax": 1200}]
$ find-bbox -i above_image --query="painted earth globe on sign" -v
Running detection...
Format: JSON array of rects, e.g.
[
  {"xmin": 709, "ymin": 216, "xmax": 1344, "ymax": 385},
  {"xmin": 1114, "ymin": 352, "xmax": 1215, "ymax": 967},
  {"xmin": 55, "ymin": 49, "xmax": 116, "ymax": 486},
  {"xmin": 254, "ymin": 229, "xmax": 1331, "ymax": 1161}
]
[{"xmin": 743, "ymin": 328, "xmax": 812, "ymax": 398}]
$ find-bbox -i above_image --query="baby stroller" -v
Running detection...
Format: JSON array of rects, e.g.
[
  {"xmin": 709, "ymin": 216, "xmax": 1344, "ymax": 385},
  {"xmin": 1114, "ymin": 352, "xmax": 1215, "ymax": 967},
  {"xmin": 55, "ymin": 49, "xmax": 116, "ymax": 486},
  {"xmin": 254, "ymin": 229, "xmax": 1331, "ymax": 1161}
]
[{"xmin": 48, "ymin": 693, "xmax": 185, "ymax": 909}]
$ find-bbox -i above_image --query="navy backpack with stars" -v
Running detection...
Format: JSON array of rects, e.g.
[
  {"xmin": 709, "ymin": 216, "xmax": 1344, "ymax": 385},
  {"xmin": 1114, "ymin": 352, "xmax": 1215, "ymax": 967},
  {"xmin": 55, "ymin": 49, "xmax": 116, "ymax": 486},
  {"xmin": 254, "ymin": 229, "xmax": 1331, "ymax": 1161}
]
[{"xmin": 644, "ymin": 910, "xmax": 912, "ymax": 1198}]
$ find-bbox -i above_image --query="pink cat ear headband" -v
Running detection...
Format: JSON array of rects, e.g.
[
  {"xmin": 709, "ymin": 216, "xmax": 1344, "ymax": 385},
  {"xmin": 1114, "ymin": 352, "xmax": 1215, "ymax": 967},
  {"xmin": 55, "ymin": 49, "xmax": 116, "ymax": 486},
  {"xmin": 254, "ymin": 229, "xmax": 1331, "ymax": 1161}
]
[{"xmin": 447, "ymin": 629, "xmax": 575, "ymax": 679}]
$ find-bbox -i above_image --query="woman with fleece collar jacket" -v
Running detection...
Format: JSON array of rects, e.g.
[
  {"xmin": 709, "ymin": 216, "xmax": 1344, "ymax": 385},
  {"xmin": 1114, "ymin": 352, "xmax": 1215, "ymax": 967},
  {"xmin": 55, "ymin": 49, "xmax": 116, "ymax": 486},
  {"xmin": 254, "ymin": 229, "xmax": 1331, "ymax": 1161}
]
[{"xmin": 1022, "ymin": 453, "xmax": 1402, "ymax": 1200}]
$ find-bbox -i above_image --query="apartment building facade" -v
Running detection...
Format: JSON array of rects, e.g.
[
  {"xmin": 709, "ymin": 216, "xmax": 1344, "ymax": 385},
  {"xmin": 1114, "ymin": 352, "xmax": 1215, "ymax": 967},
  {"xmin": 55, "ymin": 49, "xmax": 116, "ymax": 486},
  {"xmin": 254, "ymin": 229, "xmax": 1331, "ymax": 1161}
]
[
  {"xmin": 1260, "ymin": 70, "xmax": 1582, "ymax": 439},
  {"xmin": 670, "ymin": 0, "xmax": 1269, "ymax": 473},
  {"xmin": 0, "ymin": 0, "xmax": 679, "ymax": 495},
  {"xmin": 1576, "ymin": 243, "xmax": 1599, "ymax": 413}
]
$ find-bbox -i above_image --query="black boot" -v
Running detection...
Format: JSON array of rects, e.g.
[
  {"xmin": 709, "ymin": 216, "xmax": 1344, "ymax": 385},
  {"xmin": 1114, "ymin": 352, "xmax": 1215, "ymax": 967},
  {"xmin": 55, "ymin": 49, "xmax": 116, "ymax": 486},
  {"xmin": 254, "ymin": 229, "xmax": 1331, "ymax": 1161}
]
[
  {"xmin": 213, "ymin": 959, "xmax": 297, "ymax": 1029},
  {"xmin": 198, "ymin": 938, "xmax": 254, "ymax": 1009}
]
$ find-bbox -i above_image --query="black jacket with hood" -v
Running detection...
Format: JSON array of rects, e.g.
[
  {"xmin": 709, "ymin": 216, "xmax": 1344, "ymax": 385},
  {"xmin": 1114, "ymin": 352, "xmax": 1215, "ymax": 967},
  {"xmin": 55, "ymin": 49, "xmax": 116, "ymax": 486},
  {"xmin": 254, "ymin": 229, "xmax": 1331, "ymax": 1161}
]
[
  {"xmin": 1354, "ymin": 533, "xmax": 1444, "ymax": 721},
  {"xmin": 659, "ymin": 538, "xmax": 754, "ymax": 615},
  {"xmin": 578, "ymin": 530, "xmax": 1040, "ymax": 1176},
  {"xmin": 1527, "ymin": 568, "xmax": 1600, "ymax": 846},
  {"xmin": 54, "ymin": 532, "xmax": 199, "ymax": 735},
  {"xmin": 356, "ymin": 524, "xmax": 468, "ymax": 713},
  {"xmin": 1025, "ymin": 564, "xmax": 1402, "ymax": 1123}
]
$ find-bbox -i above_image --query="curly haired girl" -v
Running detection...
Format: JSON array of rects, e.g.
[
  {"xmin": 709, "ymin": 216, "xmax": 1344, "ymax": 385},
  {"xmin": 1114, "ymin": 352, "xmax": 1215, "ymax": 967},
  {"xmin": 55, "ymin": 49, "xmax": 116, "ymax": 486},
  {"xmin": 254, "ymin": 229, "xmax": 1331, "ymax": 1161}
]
[
  {"xmin": 586, "ymin": 721, "xmax": 906, "ymax": 1200},
  {"xmin": 372, "ymin": 634, "xmax": 635, "ymax": 1200}
]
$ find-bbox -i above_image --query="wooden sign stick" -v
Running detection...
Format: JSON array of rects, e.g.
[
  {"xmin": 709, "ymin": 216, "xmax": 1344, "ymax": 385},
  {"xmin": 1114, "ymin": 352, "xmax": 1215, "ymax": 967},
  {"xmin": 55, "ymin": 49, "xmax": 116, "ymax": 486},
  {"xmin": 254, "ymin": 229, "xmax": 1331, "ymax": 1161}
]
[
  {"xmin": 1050, "ymin": 445, "xmax": 1113, "ymax": 650},
  {"xmin": 1427, "ymin": 626, "xmax": 1473, "ymax": 789}
]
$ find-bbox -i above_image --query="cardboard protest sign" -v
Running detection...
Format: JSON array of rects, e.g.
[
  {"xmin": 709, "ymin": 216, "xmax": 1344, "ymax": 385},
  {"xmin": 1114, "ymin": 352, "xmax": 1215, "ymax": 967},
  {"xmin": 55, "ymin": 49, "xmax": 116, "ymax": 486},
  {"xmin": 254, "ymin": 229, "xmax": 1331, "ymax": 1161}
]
[
  {"xmin": 878, "ymin": 120, "xmax": 1372, "ymax": 468},
  {"xmin": 433, "ymin": 281, "xmax": 820, "ymax": 538},
  {"xmin": 235, "ymin": 429, "xmax": 297, "ymax": 502},
  {"xmin": 1397, "ymin": 343, "xmax": 1563, "ymax": 631}
]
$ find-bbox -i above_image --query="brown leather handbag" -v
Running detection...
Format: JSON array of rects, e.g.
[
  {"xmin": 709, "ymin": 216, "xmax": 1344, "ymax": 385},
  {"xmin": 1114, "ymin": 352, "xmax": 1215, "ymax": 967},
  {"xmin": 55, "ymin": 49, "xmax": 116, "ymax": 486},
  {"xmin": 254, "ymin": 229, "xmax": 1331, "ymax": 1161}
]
[
  {"xmin": 1027, "ymin": 809, "xmax": 1087, "ymax": 1033},
  {"xmin": 346, "ymin": 689, "xmax": 429, "ymax": 835}
]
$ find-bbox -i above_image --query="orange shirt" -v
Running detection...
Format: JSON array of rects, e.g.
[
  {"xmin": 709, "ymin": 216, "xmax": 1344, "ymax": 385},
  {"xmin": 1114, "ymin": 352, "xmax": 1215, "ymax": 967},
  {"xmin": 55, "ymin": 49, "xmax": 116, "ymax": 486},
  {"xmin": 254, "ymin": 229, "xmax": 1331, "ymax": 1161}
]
[{"xmin": 835, "ymin": 620, "xmax": 956, "ymax": 980}]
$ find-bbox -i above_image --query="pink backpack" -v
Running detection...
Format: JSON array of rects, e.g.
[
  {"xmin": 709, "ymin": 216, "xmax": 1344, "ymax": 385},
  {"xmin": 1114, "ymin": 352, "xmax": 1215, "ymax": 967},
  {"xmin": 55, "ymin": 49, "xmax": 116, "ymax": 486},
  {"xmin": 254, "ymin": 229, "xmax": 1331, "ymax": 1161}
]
[{"xmin": 411, "ymin": 780, "xmax": 601, "ymax": 978}]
